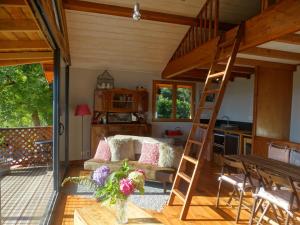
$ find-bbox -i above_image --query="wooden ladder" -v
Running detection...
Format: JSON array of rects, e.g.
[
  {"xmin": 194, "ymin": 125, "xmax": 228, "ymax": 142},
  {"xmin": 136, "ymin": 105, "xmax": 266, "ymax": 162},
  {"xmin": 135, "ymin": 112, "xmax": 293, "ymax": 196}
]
[{"xmin": 167, "ymin": 23, "xmax": 245, "ymax": 220}]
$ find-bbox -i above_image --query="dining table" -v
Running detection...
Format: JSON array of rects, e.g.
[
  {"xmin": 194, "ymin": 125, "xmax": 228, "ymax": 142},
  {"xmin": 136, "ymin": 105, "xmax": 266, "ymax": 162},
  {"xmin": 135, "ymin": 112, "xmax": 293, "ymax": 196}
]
[{"xmin": 226, "ymin": 154, "xmax": 300, "ymax": 182}]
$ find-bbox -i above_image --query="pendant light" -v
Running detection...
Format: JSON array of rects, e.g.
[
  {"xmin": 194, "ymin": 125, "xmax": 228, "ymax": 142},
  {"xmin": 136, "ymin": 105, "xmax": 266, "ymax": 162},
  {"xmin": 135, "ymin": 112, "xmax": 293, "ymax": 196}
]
[{"xmin": 133, "ymin": 3, "xmax": 141, "ymax": 21}]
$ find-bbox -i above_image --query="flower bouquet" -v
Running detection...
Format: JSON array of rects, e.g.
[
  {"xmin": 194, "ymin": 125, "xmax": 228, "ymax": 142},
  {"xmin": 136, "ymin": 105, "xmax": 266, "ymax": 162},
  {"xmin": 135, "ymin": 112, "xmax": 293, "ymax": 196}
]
[{"xmin": 62, "ymin": 160, "xmax": 145, "ymax": 224}]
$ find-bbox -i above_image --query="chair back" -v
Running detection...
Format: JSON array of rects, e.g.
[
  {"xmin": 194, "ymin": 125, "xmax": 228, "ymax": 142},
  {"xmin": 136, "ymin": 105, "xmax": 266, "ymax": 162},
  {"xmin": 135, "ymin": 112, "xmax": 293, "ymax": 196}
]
[
  {"xmin": 257, "ymin": 168, "xmax": 292, "ymax": 189},
  {"xmin": 268, "ymin": 143, "xmax": 290, "ymax": 163},
  {"xmin": 290, "ymin": 150, "xmax": 300, "ymax": 166},
  {"xmin": 222, "ymin": 156, "xmax": 246, "ymax": 174}
]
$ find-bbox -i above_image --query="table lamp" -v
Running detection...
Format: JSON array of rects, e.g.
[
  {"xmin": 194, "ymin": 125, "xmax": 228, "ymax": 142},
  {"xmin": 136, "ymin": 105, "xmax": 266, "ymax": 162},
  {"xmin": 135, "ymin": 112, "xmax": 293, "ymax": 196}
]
[{"xmin": 75, "ymin": 104, "xmax": 91, "ymax": 160}]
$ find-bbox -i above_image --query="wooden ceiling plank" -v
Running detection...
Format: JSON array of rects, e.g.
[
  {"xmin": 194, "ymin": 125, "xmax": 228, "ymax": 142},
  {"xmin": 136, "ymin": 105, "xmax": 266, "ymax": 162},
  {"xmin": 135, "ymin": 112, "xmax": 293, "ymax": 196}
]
[
  {"xmin": 242, "ymin": 47, "xmax": 300, "ymax": 61},
  {"xmin": 0, "ymin": 58, "xmax": 52, "ymax": 66},
  {"xmin": 234, "ymin": 57, "xmax": 296, "ymax": 71},
  {"xmin": 162, "ymin": 0, "xmax": 300, "ymax": 78},
  {"xmin": 0, "ymin": 51, "xmax": 53, "ymax": 60},
  {"xmin": 0, "ymin": 0, "xmax": 26, "ymax": 8},
  {"xmin": 0, "ymin": 19, "xmax": 38, "ymax": 32},
  {"xmin": 63, "ymin": 0, "xmax": 195, "ymax": 26},
  {"xmin": 276, "ymin": 33, "xmax": 300, "ymax": 45},
  {"xmin": 0, "ymin": 40, "xmax": 49, "ymax": 51}
]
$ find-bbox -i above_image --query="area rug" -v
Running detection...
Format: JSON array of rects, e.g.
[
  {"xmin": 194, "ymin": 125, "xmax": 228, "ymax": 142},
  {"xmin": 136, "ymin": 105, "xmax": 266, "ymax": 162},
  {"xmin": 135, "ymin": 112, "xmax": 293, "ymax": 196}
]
[{"xmin": 65, "ymin": 181, "xmax": 171, "ymax": 212}]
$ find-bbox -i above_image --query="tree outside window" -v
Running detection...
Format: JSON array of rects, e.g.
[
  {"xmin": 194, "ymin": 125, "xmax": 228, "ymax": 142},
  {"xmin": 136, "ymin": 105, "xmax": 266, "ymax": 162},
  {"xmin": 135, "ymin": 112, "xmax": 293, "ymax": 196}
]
[{"xmin": 152, "ymin": 80, "xmax": 195, "ymax": 122}]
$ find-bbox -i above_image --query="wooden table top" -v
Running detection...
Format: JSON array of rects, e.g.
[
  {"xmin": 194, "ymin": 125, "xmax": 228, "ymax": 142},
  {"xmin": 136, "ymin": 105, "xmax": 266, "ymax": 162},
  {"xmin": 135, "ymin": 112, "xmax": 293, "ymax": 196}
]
[
  {"xmin": 74, "ymin": 201, "xmax": 164, "ymax": 225},
  {"xmin": 227, "ymin": 155, "xmax": 300, "ymax": 181}
]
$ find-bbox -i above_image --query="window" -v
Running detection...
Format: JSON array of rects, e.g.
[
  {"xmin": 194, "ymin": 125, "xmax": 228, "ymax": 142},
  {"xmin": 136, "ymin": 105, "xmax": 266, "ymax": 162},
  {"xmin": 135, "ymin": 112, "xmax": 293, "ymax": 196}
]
[{"xmin": 152, "ymin": 80, "xmax": 195, "ymax": 122}]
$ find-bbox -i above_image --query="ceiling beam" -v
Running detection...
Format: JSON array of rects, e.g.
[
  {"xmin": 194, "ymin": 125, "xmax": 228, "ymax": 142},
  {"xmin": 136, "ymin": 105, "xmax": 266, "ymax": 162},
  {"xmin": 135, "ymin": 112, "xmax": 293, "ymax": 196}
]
[
  {"xmin": 162, "ymin": 0, "xmax": 300, "ymax": 78},
  {"xmin": 0, "ymin": 19, "xmax": 38, "ymax": 32},
  {"xmin": 63, "ymin": 0, "xmax": 234, "ymax": 29},
  {"xmin": 275, "ymin": 33, "xmax": 300, "ymax": 45},
  {"xmin": 242, "ymin": 47, "xmax": 300, "ymax": 62},
  {"xmin": 234, "ymin": 58, "xmax": 296, "ymax": 71},
  {"xmin": 0, "ymin": 40, "xmax": 50, "ymax": 51},
  {"xmin": 0, "ymin": 0, "xmax": 26, "ymax": 7},
  {"xmin": 63, "ymin": 0, "xmax": 195, "ymax": 26},
  {"xmin": 0, "ymin": 52, "xmax": 53, "ymax": 60},
  {"xmin": 0, "ymin": 59, "xmax": 53, "ymax": 67}
]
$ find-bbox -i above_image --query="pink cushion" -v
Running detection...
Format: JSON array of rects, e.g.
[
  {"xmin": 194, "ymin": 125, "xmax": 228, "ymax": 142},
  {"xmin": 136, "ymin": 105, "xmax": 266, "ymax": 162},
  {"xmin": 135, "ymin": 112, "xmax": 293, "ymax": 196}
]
[
  {"xmin": 138, "ymin": 142, "xmax": 159, "ymax": 165},
  {"xmin": 94, "ymin": 140, "xmax": 111, "ymax": 161}
]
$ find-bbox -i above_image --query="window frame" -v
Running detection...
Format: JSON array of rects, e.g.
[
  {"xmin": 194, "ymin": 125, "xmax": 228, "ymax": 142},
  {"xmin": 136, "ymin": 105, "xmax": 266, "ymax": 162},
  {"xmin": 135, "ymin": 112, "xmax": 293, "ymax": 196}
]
[{"xmin": 152, "ymin": 80, "xmax": 195, "ymax": 122}]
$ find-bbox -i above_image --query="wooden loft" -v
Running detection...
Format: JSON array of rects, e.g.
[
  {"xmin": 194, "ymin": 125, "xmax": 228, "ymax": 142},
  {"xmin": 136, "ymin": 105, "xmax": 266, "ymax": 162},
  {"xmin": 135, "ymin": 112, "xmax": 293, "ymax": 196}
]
[{"xmin": 162, "ymin": 0, "xmax": 300, "ymax": 81}]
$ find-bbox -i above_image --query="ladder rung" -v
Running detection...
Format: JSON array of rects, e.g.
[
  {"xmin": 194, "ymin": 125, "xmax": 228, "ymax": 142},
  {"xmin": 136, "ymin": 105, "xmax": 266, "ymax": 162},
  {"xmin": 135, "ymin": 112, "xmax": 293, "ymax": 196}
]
[
  {"xmin": 219, "ymin": 39, "xmax": 235, "ymax": 48},
  {"xmin": 173, "ymin": 188, "xmax": 185, "ymax": 202},
  {"xmin": 204, "ymin": 89, "xmax": 220, "ymax": 94},
  {"xmin": 188, "ymin": 139, "xmax": 202, "ymax": 146},
  {"xmin": 193, "ymin": 123, "xmax": 208, "ymax": 129},
  {"xmin": 178, "ymin": 172, "xmax": 191, "ymax": 183},
  {"xmin": 208, "ymin": 71, "xmax": 225, "ymax": 79},
  {"xmin": 183, "ymin": 155, "xmax": 198, "ymax": 164}
]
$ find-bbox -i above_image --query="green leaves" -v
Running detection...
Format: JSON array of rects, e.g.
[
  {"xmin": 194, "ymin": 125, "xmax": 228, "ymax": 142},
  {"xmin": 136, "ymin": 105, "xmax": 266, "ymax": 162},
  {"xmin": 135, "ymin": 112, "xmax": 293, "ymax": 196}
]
[{"xmin": 0, "ymin": 64, "xmax": 52, "ymax": 127}]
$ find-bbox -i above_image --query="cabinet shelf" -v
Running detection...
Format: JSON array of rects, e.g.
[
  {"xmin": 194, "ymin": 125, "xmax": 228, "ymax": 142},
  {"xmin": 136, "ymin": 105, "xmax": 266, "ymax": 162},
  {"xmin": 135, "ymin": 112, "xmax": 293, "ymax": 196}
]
[{"xmin": 112, "ymin": 100, "xmax": 135, "ymax": 103}]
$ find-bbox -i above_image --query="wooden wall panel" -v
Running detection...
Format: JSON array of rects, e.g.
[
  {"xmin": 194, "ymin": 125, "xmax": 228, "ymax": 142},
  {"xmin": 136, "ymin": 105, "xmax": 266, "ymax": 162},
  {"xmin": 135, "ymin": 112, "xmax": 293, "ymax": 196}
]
[{"xmin": 254, "ymin": 67, "xmax": 293, "ymax": 140}]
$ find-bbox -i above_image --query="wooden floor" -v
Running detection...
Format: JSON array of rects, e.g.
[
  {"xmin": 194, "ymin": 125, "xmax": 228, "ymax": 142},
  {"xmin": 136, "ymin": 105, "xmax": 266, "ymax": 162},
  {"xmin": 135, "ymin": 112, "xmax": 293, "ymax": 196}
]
[{"xmin": 52, "ymin": 162, "xmax": 263, "ymax": 225}]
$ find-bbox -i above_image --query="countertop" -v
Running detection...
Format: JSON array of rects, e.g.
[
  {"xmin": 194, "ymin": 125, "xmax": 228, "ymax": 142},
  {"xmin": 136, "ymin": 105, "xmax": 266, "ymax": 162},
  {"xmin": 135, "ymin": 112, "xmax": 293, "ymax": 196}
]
[{"xmin": 214, "ymin": 127, "xmax": 252, "ymax": 138}]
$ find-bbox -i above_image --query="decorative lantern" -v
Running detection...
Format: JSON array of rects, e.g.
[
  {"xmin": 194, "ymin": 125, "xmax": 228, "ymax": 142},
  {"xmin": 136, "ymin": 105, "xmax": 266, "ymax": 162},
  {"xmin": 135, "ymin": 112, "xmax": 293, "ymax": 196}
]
[{"xmin": 96, "ymin": 70, "xmax": 114, "ymax": 90}]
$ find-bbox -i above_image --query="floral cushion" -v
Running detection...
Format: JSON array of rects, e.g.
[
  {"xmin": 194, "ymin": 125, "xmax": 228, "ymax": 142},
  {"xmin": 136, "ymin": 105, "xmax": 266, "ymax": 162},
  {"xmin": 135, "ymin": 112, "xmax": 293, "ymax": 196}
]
[
  {"xmin": 138, "ymin": 142, "xmax": 159, "ymax": 165},
  {"xmin": 94, "ymin": 140, "xmax": 111, "ymax": 161}
]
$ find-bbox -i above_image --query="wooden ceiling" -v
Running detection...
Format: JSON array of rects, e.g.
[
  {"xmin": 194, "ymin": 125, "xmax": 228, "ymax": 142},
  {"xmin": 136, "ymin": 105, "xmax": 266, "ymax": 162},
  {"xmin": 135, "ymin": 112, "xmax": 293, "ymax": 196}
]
[
  {"xmin": 0, "ymin": 0, "xmax": 53, "ymax": 67},
  {"xmin": 65, "ymin": 0, "xmax": 261, "ymax": 74}
]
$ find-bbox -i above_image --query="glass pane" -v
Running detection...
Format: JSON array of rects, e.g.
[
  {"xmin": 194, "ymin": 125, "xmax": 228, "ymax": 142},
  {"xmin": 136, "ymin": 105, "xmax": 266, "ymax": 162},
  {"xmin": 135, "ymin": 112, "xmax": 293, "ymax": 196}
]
[
  {"xmin": 155, "ymin": 84, "xmax": 173, "ymax": 119},
  {"xmin": 112, "ymin": 93, "xmax": 134, "ymax": 109},
  {"xmin": 176, "ymin": 85, "xmax": 192, "ymax": 119}
]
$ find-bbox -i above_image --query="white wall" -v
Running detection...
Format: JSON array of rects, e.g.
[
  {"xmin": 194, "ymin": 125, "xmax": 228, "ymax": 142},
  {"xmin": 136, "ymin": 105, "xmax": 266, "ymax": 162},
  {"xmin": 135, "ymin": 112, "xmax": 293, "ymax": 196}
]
[
  {"xmin": 69, "ymin": 67, "xmax": 196, "ymax": 160},
  {"xmin": 218, "ymin": 76, "xmax": 254, "ymax": 122},
  {"xmin": 290, "ymin": 66, "xmax": 300, "ymax": 142}
]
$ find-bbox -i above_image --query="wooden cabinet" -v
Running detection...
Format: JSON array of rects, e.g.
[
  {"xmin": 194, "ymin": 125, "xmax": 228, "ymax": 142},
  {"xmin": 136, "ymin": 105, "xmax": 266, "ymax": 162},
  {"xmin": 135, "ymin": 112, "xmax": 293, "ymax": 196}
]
[
  {"xmin": 90, "ymin": 124, "xmax": 152, "ymax": 156},
  {"xmin": 94, "ymin": 90, "xmax": 109, "ymax": 112},
  {"xmin": 253, "ymin": 66, "xmax": 294, "ymax": 157},
  {"xmin": 94, "ymin": 88, "xmax": 148, "ymax": 113}
]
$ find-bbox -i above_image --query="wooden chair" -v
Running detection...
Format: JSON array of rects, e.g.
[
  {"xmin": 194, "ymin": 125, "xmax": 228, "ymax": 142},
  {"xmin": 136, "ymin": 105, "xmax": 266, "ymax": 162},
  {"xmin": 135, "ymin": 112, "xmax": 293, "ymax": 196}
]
[
  {"xmin": 249, "ymin": 168, "xmax": 300, "ymax": 225},
  {"xmin": 216, "ymin": 156, "xmax": 258, "ymax": 223}
]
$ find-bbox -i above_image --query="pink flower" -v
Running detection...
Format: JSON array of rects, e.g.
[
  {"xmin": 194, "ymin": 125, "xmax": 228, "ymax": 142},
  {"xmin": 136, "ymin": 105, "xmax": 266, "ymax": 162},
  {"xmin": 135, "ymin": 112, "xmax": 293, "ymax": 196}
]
[{"xmin": 119, "ymin": 179, "xmax": 134, "ymax": 196}]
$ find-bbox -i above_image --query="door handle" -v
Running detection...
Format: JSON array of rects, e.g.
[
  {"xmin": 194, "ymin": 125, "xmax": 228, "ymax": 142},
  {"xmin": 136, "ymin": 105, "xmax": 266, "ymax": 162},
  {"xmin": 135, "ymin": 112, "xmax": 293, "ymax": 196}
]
[{"xmin": 59, "ymin": 122, "xmax": 65, "ymax": 136}]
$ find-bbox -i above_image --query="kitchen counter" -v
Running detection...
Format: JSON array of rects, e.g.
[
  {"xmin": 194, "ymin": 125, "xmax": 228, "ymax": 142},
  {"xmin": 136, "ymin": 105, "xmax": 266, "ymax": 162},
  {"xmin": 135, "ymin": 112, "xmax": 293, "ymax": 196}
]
[{"xmin": 214, "ymin": 127, "xmax": 252, "ymax": 137}]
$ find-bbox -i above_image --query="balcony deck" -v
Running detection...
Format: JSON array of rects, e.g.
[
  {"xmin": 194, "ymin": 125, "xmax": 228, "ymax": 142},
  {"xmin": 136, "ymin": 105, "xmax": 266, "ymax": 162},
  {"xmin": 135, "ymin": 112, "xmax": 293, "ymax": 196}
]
[{"xmin": 1, "ymin": 167, "xmax": 53, "ymax": 225}]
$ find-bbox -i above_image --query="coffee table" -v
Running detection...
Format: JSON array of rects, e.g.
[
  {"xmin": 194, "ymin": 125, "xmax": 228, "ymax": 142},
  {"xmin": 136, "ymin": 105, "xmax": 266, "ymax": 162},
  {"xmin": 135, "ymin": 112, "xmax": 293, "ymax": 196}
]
[{"xmin": 74, "ymin": 201, "xmax": 163, "ymax": 225}]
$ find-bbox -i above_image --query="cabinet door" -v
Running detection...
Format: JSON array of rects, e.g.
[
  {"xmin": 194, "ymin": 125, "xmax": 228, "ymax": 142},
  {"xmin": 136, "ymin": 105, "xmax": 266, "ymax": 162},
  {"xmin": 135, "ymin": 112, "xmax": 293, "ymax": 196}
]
[
  {"xmin": 91, "ymin": 126, "xmax": 108, "ymax": 157},
  {"xmin": 109, "ymin": 91, "xmax": 137, "ymax": 112},
  {"xmin": 137, "ymin": 91, "xmax": 148, "ymax": 112},
  {"xmin": 94, "ymin": 90, "xmax": 109, "ymax": 112}
]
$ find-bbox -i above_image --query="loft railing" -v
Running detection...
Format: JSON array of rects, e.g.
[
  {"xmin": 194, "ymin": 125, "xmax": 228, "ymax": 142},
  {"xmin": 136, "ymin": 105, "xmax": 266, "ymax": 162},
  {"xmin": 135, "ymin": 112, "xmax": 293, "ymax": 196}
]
[
  {"xmin": 170, "ymin": 0, "xmax": 219, "ymax": 61},
  {"xmin": 0, "ymin": 126, "xmax": 52, "ymax": 167}
]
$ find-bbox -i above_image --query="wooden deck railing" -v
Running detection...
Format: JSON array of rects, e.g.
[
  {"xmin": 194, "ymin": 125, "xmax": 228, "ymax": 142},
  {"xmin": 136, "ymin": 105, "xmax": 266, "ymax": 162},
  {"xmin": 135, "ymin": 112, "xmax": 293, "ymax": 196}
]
[
  {"xmin": 170, "ymin": 0, "xmax": 219, "ymax": 61},
  {"xmin": 0, "ymin": 126, "xmax": 52, "ymax": 167}
]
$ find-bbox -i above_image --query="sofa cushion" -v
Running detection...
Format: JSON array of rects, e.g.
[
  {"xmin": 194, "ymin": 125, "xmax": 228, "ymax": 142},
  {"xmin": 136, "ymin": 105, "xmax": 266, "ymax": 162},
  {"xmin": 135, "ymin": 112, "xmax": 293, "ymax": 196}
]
[
  {"xmin": 138, "ymin": 142, "xmax": 159, "ymax": 165},
  {"xmin": 108, "ymin": 138, "xmax": 135, "ymax": 161},
  {"xmin": 94, "ymin": 139, "xmax": 111, "ymax": 161},
  {"xmin": 84, "ymin": 159, "xmax": 175, "ymax": 181},
  {"xmin": 158, "ymin": 143, "xmax": 174, "ymax": 168}
]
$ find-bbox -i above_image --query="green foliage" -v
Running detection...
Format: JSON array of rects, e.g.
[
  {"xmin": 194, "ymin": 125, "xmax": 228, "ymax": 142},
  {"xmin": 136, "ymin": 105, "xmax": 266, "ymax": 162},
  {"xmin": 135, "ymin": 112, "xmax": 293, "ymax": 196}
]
[
  {"xmin": 95, "ymin": 160, "xmax": 132, "ymax": 205},
  {"xmin": 0, "ymin": 64, "xmax": 52, "ymax": 128},
  {"xmin": 156, "ymin": 87, "xmax": 191, "ymax": 119}
]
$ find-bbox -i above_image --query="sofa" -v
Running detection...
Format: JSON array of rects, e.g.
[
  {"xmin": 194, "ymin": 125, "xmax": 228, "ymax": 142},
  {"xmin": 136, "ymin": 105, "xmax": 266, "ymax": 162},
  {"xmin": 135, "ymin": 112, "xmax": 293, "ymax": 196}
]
[{"xmin": 84, "ymin": 135, "xmax": 184, "ymax": 181}]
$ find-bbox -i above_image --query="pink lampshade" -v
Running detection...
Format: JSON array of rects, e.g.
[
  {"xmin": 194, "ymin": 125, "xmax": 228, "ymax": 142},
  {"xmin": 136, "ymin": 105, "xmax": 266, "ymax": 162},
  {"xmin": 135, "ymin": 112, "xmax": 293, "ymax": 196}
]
[{"xmin": 75, "ymin": 104, "xmax": 91, "ymax": 116}]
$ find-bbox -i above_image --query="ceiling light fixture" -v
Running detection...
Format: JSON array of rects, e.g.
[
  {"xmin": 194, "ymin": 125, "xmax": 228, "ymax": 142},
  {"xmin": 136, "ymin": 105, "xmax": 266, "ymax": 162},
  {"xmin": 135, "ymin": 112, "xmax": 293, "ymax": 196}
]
[{"xmin": 132, "ymin": 3, "xmax": 141, "ymax": 21}]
